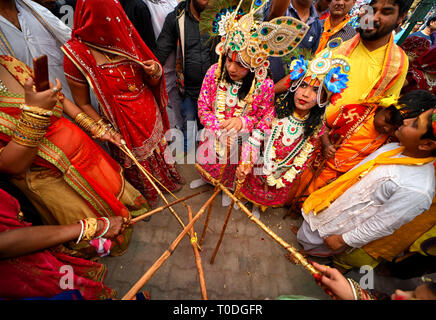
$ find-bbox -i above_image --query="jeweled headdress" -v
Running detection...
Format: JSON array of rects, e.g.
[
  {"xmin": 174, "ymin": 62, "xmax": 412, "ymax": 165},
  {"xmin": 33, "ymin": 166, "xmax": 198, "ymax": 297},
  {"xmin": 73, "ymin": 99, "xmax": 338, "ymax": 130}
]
[
  {"xmin": 202, "ymin": 0, "xmax": 309, "ymax": 85},
  {"xmin": 288, "ymin": 38, "xmax": 351, "ymax": 107}
]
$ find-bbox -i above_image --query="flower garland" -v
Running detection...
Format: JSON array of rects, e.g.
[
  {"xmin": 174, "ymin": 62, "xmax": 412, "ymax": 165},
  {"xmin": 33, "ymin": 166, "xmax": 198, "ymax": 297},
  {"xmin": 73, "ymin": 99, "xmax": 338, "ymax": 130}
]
[
  {"xmin": 214, "ymin": 80, "xmax": 246, "ymax": 157},
  {"xmin": 263, "ymin": 116, "xmax": 321, "ymax": 189}
]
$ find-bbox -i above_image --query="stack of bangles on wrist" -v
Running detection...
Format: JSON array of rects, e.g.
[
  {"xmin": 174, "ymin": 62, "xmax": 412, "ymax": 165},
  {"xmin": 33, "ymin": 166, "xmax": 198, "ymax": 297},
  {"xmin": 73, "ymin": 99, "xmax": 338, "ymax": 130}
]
[
  {"xmin": 75, "ymin": 113, "xmax": 119, "ymax": 139},
  {"xmin": 150, "ymin": 62, "xmax": 162, "ymax": 79},
  {"xmin": 347, "ymin": 278, "xmax": 374, "ymax": 300},
  {"xmin": 12, "ymin": 104, "xmax": 52, "ymax": 147},
  {"xmin": 76, "ymin": 217, "xmax": 111, "ymax": 244}
]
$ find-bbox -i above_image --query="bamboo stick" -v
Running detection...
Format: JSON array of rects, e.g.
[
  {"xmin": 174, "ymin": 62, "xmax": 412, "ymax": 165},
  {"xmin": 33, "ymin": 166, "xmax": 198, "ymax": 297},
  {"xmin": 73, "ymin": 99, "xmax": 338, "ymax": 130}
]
[
  {"xmin": 188, "ymin": 206, "xmax": 208, "ymax": 300},
  {"xmin": 195, "ymin": 164, "xmax": 321, "ymax": 276},
  {"xmin": 199, "ymin": 143, "xmax": 230, "ymax": 245},
  {"xmin": 209, "ymin": 178, "xmax": 243, "ymax": 264},
  {"xmin": 119, "ymin": 144, "xmax": 202, "ymax": 250},
  {"xmin": 199, "ymin": 197, "xmax": 215, "ymax": 246},
  {"xmin": 131, "ymin": 190, "xmax": 207, "ymax": 224},
  {"xmin": 121, "ymin": 189, "xmax": 220, "ymax": 300}
]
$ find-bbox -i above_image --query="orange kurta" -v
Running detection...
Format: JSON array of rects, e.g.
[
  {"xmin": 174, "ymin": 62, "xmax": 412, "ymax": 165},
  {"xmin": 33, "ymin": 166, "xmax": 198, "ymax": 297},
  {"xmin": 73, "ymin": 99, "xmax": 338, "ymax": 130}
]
[{"xmin": 290, "ymin": 105, "xmax": 388, "ymax": 201}]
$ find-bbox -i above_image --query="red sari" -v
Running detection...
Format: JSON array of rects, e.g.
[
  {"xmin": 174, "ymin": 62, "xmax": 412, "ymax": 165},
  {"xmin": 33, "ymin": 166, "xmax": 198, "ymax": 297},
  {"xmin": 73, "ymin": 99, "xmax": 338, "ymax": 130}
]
[
  {"xmin": 0, "ymin": 188, "xmax": 116, "ymax": 300},
  {"xmin": 0, "ymin": 55, "xmax": 149, "ymax": 256},
  {"xmin": 402, "ymin": 47, "xmax": 436, "ymax": 95},
  {"xmin": 62, "ymin": 0, "xmax": 183, "ymax": 205}
]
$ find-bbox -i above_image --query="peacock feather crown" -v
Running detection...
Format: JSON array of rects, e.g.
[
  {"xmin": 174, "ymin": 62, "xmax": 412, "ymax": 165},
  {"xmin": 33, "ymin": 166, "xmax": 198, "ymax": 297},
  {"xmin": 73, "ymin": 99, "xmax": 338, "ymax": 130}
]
[{"xmin": 201, "ymin": 0, "xmax": 309, "ymax": 83}]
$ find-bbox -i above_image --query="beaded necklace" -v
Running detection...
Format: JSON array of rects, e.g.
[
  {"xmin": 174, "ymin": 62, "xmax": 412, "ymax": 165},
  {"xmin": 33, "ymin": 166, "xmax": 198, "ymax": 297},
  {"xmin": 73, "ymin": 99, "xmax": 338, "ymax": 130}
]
[{"xmin": 263, "ymin": 113, "xmax": 319, "ymax": 188}]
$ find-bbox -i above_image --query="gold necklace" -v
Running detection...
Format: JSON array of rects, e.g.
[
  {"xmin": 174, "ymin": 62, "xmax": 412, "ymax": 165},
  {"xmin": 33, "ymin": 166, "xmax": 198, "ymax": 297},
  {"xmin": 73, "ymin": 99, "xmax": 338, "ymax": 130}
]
[{"xmin": 103, "ymin": 52, "xmax": 137, "ymax": 92}]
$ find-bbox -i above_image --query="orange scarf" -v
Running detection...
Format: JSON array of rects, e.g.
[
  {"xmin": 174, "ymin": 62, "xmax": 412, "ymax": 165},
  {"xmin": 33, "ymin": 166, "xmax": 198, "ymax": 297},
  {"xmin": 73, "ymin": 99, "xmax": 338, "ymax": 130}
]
[
  {"xmin": 315, "ymin": 15, "xmax": 351, "ymax": 54},
  {"xmin": 303, "ymin": 147, "xmax": 436, "ymax": 215}
]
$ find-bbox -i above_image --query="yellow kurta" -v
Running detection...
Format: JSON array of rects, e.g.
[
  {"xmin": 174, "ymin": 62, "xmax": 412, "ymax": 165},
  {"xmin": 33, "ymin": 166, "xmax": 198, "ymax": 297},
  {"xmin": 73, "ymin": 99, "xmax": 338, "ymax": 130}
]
[{"xmin": 326, "ymin": 38, "xmax": 408, "ymax": 120}]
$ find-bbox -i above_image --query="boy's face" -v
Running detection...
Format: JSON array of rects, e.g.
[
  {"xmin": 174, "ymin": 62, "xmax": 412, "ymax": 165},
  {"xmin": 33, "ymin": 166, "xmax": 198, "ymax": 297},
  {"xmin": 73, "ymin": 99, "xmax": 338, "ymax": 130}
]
[
  {"xmin": 359, "ymin": 0, "xmax": 403, "ymax": 41},
  {"xmin": 395, "ymin": 109, "xmax": 433, "ymax": 149},
  {"xmin": 373, "ymin": 108, "xmax": 396, "ymax": 135}
]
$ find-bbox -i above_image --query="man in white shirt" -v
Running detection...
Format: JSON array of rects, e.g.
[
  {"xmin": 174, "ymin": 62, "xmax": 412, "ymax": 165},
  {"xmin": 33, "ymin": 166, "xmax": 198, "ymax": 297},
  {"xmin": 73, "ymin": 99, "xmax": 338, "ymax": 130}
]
[
  {"xmin": 143, "ymin": 0, "xmax": 183, "ymax": 130},
  {"xmin": 0, "ymin": 0, "xmax": 72, "ymax": 100},
  {"xmin": 297, "ymin": 108, "xmax": 436, "ymax": 261}
]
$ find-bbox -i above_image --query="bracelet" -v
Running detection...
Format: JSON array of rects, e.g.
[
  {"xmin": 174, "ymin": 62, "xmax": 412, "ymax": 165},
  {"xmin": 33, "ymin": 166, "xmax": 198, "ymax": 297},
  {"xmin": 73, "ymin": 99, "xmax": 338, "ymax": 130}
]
[
  {"xmin": 12, "ymin": 111, "xmax": 51, "ymax": 147},
  {"xmin": 150, "ymin": 62, "xmax": 162, "ymax": 79},
  {"xmin": 95, "ymin": 217, "xmax": 110, "ymax": 239},
  {"xmin": 20, "ymin": 104, "xmax": 53, "ymax": 117},
  {"xmin": 75, "ymin": 112, "xmax": 97, "ymax": 132},
  {"xmin": 347, "ymin": 278, "xmax": 358, "ymax": 300},
  {"xmin": 77, "ymin": 218, "xmax": 97, "ymax": 241},
  {"xmin": 76, "ymin": 220, "xmax": 85, "ymax": 244}
]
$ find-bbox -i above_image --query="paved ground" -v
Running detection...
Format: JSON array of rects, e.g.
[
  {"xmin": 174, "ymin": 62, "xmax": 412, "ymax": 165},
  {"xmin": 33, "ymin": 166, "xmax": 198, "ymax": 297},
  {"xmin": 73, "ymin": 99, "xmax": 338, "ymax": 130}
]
[{"xmin": 102, "ymin": 163, "xmax": 331, "ymax": 300}]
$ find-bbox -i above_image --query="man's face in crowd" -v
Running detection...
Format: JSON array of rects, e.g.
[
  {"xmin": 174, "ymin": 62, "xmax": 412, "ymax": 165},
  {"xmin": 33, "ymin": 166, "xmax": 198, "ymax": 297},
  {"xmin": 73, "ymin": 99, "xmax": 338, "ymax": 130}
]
[
  {"xmin": 317, "ymin": 0, "xmax": 332, "ymax": 12},
  {"xmin": 358, "ymin": 0, "xmax": 404, "ymax": 41},
  {"xmin": 429, "ymin": 19, "xmax": 436, "ymax": 33},
  {"xmin": 192, "ymin": 0, "xmax": 209, "ymax": 13},
  {"xmin": 329, "ymin": 0, "xmax": 356, "ymax": 18}
]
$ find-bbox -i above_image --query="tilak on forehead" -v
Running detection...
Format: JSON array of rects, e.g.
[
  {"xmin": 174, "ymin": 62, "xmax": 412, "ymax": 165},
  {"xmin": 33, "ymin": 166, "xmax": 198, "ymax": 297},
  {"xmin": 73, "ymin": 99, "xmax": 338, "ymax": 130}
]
[{"xmin": 287, "ymin": 38, "xmax": 351, "ymax": 107}]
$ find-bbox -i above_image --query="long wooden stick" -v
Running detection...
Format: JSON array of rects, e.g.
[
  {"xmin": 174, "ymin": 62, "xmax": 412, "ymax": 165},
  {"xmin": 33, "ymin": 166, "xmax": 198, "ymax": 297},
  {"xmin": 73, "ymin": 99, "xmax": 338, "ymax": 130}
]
[
  {"xmin": 199, "ymin": 144, "xmax": 230, "ymax": 244},
  {"xmin": 188, "ymin": 206, "xmax": 208, "ymax": 299},
  {"xmin": 121, "ymin": 189, "xmax": 220, "ymax": 300},
  {"xmin": 209, "ymin": 179, "xmax": 243, "ymax": 264},
  {"xmin": 131, "ymin": 190, "xmax": 207, "ymax": 224},
  {"xmin": 196, "ymin": 164, "xmax": 321, "ymax": 276},
  {"xmin": 119, "ymin": 144, "xmax": 202, "ymax": 250}
]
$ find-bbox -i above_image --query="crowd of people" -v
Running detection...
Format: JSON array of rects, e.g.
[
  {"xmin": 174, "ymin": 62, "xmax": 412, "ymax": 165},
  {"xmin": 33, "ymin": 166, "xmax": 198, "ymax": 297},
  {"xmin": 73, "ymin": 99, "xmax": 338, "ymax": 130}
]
[{"xmin": 0, "ymin": 0, "xmax": 435, "ymax": 301}]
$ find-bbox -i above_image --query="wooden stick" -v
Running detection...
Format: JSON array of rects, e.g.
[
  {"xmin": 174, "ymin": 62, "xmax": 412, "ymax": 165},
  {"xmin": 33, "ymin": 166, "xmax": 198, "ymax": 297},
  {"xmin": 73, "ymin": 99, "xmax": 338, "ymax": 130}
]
[
  {"xmin": 119, "ymin": 144, "xmax": 201, "ymax": 250},
  {"xmin": 199, "ymin": 143, "xmax": 230, "ymax": 245},
  {"xmin": 209, "ymin": 178, "xmax": 243, "ymax": 264},
  {"xmin": 121, "ymin": 189, "xmax": 220, "ymax": 300},
  {"xmin": 131, "ymin": 190, "xmax": 208, "ymax": 224},
  {"xmin": 196, "ymin": 164, "xmax": 321, "ymax": 276},
  {"xmin": 188, "ymin": 205, "xmax": 208, "ymax": 300},
  {"xmin": 199, "ymin": 195, "xmax": 215, "ymax": 246}
]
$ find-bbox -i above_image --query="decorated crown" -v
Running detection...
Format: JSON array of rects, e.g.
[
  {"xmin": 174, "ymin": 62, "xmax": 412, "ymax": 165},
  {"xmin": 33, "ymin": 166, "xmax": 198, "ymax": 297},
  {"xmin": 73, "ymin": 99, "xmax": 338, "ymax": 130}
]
[
  {"xmin": 288, "ymin": 38, "xmax": 351, "ymax": 107},
  {"xmin": 206, "ymin": 0, "xmax": 309, "ymax": 83}
]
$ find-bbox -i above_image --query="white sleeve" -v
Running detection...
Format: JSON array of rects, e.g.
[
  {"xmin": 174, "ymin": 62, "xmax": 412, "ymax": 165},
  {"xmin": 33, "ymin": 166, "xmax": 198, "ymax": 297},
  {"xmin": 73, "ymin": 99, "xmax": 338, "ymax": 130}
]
[
  {"xmin": 23, "ymin": 0, "xmax": 71, "ymax": 43},
  {"xmin": 342, "ymin": 187, "xmax": 432, "ymax": 248}
]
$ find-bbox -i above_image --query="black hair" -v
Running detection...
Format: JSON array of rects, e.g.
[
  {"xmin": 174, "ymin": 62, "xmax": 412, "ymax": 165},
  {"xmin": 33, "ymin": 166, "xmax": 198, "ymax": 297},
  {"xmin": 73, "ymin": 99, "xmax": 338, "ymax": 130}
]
[
  {"xmin": 274, "ymin": 90, "xmax": 324, "ymax": 138},
  {"xmin": 392, "ymin": 0, "xmax": 413, "ymax": 17},
  {"xmin": 426, "ymin": 14, "xmax": 436, "ymax": 27},
  {"xmin": 220, "ymin": 55, "xmax": 255, "ymax": 100},
  {"xmin": 385, "ymin": 90, "xmax": 436, "ymax": 127}
]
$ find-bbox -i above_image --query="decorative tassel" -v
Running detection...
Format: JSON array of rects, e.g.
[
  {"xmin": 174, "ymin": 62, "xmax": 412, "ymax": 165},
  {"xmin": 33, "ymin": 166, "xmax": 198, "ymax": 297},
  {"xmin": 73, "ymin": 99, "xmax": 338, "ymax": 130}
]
[
  {"xmin": 244, "ymin": 77, "xmax": 257, "ymax": 105},
  {"xmin": 215, "ymin": 53, "xmax": 223, "ymax": 85}
]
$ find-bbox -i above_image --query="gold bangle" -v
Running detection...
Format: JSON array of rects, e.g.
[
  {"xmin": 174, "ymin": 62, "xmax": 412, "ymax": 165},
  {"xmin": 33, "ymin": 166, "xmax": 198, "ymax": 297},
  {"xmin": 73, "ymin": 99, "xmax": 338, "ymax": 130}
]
[
  {"xmin": 82, "ymin": 218, "xmax": 98, "ymax": 241},
  {"xmin": 20, "ymin": 104, "xmax": 53, "ymax": 117},
  {"xmin": 75, "ymin": 112, "xmax": 97, "ymax": 133},
  {"xmin": 150, "ymin": 62, "xmax": 162, "ymax": 79},
  {"xmin": 12, "ymin": 110, "xmax": 50, "ymax": 147}
]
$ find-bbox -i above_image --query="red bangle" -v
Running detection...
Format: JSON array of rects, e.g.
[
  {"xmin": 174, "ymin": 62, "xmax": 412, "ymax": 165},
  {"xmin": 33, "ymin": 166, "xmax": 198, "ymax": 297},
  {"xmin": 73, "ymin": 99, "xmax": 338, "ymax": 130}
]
[{"xmin": 94, "ymin": 217, "xmax": 110, "ymax": 239}]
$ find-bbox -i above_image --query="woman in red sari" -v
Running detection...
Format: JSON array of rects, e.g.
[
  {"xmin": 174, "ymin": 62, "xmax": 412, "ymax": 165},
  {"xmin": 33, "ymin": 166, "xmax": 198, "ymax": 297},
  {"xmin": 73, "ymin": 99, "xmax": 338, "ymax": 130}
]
[
  {"xmin": 62, "ymin": 0, "xmax": 184, "ymax": 206},
  {"xmin": 0, "ymin": 55, "xmax": 149, "ymax": 257}
]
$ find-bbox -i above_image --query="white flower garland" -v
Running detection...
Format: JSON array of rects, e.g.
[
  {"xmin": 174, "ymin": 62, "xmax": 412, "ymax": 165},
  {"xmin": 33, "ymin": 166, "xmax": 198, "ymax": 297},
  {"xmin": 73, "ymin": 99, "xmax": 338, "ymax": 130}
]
[{"xmin": 263, "ymin": 117, "xmax": 321, "ymax": 189}]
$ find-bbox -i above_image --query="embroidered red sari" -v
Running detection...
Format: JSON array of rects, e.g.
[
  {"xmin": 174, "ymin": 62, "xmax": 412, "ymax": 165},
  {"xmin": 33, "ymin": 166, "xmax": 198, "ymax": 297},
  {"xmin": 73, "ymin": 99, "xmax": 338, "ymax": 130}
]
[
  {"xmin": 0, "ymin": 55, "xmax": 149, "ymax": 256},
  {"xmin": 62, "ymin": 0, "xmax": 184, "ymax": 205},
  {"xmin": 0, "ymin": 188, "xmax": 116, "ymax": 300}
]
